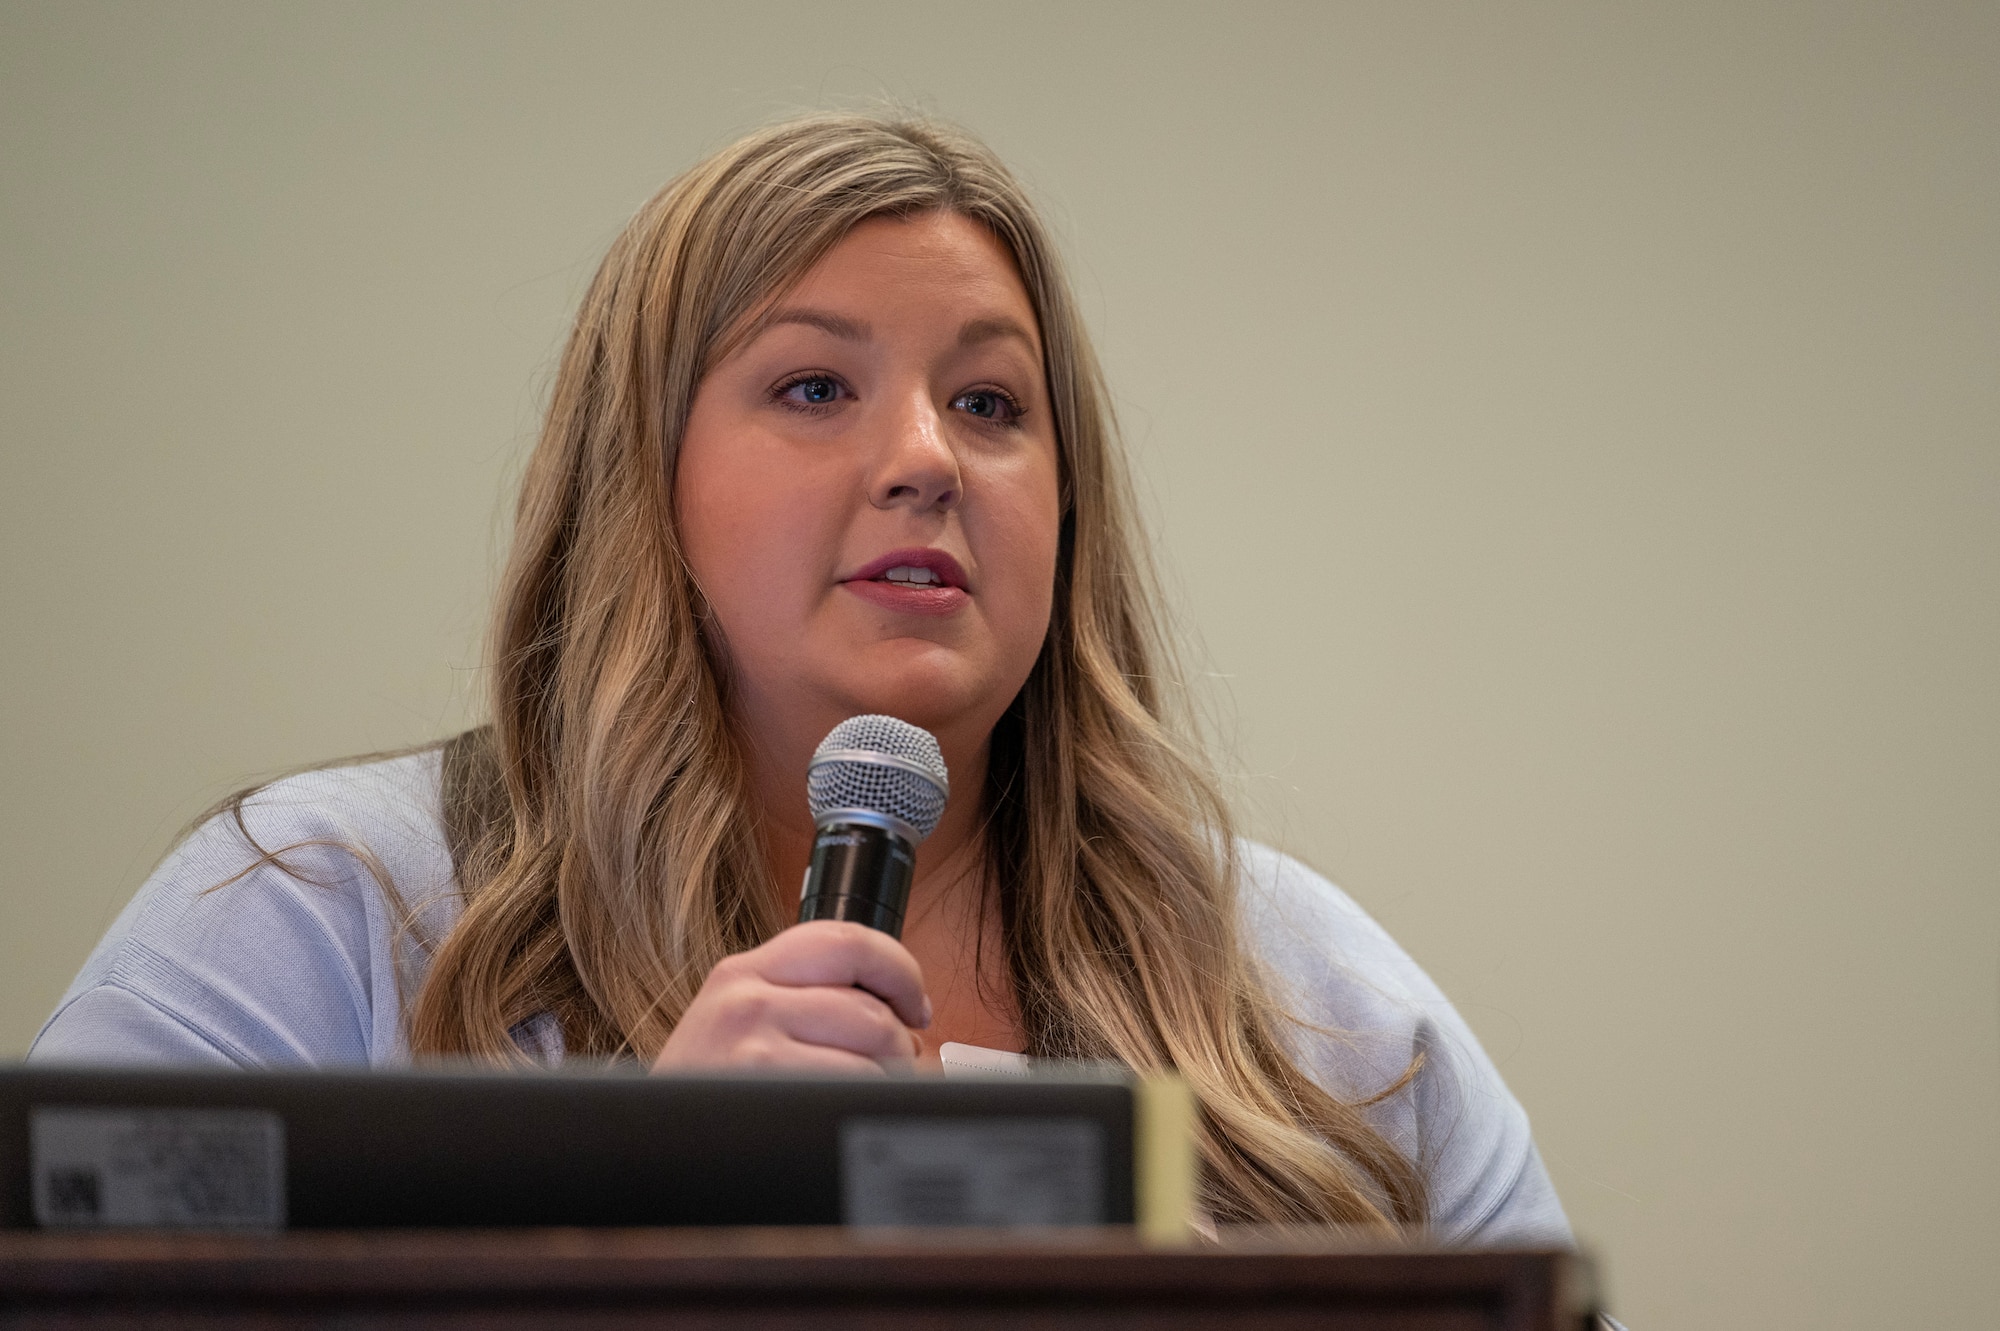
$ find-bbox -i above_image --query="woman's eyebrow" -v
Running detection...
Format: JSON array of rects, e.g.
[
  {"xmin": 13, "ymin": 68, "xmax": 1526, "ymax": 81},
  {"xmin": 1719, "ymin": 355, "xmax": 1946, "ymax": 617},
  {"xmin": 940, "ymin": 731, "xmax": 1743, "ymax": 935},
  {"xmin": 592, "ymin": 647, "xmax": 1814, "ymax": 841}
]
[
  {"xmin": 766, "ymin": 307, "xmax": 871, "ymax": 341},
  {"xmin": 959, "ymin": 316, "xmax": 1037, "ymax": 352}
]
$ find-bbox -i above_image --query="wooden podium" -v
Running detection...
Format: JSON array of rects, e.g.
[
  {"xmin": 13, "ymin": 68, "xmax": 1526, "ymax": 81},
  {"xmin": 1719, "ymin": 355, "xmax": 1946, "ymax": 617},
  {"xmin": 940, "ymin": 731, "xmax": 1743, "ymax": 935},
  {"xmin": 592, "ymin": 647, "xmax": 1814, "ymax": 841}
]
[{"xmin": 0, "ymin": 1228, "xmax": 1597, "ymax": 1329}]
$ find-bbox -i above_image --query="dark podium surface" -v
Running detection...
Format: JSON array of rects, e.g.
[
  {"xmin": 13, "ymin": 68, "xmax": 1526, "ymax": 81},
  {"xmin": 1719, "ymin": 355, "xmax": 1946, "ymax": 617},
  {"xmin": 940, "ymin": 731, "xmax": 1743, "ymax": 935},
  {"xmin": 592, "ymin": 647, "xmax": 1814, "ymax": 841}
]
[{"xmin": 0, "ymin": 1227, "xmax": 1597, "ymax": 1329}]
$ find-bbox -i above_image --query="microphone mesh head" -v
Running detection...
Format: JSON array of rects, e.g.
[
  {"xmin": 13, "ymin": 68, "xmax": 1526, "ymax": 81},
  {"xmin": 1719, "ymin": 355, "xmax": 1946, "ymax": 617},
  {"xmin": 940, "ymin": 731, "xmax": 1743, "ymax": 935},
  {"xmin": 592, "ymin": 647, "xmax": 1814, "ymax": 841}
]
[{"xmin": 808, "ymin": 715, "xmax": 949, "ymax": 842}]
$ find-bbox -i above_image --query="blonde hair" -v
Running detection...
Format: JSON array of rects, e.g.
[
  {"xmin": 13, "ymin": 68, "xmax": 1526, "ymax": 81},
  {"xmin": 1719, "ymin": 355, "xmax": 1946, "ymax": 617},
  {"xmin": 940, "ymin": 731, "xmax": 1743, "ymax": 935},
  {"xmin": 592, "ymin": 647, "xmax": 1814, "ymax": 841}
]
[{"xmin": 414, "ymin": 112, "xmax": 1424, "ymax": 1228}]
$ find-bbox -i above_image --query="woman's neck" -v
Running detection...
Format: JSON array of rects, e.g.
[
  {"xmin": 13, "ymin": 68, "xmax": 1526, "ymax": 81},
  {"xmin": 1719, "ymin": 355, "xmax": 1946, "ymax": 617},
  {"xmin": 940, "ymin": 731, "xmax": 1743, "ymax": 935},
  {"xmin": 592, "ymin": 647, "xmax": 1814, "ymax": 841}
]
[
  {"xmin": 740, "ymin": 713, "xmax": 1022, "ymax": 1056},
  {"xmin": 743, "ymin": 715, "xmax": 991, "ymax": 926}
]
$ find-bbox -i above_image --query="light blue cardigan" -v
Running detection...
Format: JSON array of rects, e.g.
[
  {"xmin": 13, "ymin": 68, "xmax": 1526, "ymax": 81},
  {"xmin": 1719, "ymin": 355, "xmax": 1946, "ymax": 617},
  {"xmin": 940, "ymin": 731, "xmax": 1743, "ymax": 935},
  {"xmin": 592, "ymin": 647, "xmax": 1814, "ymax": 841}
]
[{"xmin": 31, "ymin": 749, "xmax": 1573, "ymax": 1246}]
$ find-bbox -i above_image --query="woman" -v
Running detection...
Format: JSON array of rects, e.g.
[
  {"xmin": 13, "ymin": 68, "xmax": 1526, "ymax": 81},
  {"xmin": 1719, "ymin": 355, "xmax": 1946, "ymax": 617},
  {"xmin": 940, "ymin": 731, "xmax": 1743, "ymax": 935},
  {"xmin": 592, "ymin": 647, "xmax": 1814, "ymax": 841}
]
[{"xmin": 33, "ymin": 113, "xmax": 1568, "ymax": 1242}]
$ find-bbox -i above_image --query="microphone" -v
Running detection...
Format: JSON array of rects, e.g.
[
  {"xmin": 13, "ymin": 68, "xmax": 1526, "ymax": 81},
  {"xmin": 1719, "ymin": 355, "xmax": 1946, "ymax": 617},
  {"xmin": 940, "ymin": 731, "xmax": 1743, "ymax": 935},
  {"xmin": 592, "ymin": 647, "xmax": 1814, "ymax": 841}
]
[{"xmin": 796, "ymin": 715, "xmax": 950, "ymax": 939}]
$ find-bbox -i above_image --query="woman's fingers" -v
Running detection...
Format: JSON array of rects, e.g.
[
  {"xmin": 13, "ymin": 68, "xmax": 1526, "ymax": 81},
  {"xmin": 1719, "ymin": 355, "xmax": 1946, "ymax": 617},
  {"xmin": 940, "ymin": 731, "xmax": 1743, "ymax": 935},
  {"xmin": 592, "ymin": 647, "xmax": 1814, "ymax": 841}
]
[
  {"xmin": 766, "ymin": 983, "xmax": 921, "ymax": 1061},
  {"xmin": 729, "ymin": 1037, "xmax": 889, "ymax": 1077},
  {"xmin": 650, "ymin": 920, "xmax": 930, "ymax": 1073},
  {"xmin": 749, "ymin": 921, "xmax": 931, "ymax": 1030}
]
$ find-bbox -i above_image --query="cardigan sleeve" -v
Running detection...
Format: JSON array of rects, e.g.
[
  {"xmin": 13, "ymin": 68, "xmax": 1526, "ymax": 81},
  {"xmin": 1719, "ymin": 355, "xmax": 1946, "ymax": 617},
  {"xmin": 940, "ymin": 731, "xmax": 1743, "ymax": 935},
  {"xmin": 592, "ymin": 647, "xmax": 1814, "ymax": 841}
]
[
  {"xmin": 31, "ymin": 752, "xmax": 457, "ymax": 1069},
  {"xmin": 1237, "ymin": 840, "xmax": 1573, "ymax": 1245}
]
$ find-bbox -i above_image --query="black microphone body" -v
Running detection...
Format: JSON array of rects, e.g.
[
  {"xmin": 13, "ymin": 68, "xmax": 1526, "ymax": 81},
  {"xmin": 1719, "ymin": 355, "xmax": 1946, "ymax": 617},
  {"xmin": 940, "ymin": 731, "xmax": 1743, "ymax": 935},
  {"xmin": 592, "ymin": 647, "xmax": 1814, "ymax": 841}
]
[
  {"xmin": 794, "ymin": 715, "xmax": 950, "ymax": 942},
  {"xmin": 797, "ymin": 819, "xmax": 917, "ymax": 937}
]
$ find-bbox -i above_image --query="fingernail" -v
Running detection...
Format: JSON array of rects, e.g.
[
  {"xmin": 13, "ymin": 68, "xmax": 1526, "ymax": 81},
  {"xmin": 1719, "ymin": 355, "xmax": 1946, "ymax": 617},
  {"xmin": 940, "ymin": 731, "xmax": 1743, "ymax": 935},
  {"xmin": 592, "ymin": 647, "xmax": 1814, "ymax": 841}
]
[{"xmin": 921, "ymin": 996, "xmax": 934, "ymax": 1029}]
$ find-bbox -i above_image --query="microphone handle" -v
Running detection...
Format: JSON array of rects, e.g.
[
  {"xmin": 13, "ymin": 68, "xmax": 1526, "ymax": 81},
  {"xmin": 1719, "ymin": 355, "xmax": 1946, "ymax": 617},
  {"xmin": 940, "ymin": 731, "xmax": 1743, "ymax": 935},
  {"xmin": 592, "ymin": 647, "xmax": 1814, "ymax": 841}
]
[{"xmin": 796, "ymin": 820, "xmax": 915, "ymax": 938}]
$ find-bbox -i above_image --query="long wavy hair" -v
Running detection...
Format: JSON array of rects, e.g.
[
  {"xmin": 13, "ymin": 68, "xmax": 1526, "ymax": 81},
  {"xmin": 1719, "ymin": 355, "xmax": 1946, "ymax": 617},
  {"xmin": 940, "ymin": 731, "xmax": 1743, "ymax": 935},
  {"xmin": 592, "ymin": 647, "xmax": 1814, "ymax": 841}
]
[{"xmin": 408, "ymin": 112, "xmax": 1423, "ymax": 1228}]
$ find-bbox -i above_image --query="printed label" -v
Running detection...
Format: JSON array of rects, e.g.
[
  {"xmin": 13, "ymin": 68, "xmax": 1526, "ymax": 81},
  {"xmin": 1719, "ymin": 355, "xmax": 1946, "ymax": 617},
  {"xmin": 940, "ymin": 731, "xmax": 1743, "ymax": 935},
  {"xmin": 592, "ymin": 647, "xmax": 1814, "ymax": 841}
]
[
  {"xmin": 31, "ymin": 1107, "xmax": 286, "ymax": 1230},
  {"xmin": 841, "ymin": 1117, "xmax": 1103, "ymax": 1227}
]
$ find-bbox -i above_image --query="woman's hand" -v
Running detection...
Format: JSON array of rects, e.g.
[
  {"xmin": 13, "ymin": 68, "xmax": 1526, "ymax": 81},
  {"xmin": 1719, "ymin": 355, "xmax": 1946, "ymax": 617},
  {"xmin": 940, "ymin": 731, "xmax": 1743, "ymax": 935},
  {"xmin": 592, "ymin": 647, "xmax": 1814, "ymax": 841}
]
[{"xmin": 650, "ymin": 920, "xmax": 932, "ymax": 1074}]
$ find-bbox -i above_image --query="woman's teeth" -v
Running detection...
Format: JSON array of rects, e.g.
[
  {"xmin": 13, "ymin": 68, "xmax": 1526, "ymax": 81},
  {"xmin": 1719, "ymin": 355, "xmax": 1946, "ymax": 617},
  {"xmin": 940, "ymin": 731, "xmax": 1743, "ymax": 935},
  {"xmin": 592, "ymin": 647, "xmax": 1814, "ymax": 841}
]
[{"xmin": 882, "ymin": 566, "xmax": 940, "ymax": 586}]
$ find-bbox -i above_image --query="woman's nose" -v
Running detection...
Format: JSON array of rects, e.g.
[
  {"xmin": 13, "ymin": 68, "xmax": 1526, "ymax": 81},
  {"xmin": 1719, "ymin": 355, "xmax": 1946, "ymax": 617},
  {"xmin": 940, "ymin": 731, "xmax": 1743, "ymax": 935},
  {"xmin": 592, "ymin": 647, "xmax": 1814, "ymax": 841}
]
[{"xmin": 868, "ymin": 392, "xmax": 961, "ymax": 514}]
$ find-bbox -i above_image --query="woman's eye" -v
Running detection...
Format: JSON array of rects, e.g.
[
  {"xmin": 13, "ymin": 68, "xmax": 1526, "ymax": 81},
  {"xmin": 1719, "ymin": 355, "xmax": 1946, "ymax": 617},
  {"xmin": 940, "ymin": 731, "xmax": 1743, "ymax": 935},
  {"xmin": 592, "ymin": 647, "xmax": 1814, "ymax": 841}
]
[
  {"xmin": 776, "ymin": 375, "xmax": 845, "ymax": 408},
  {"xmin": 953, "ymin": 388, "xmax": 1023, "ymax": 424}
]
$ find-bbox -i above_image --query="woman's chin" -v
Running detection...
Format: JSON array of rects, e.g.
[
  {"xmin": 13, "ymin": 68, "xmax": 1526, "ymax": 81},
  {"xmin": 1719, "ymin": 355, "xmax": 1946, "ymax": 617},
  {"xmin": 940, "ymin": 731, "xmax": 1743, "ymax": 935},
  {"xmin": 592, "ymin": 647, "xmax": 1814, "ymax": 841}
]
[{"xmin": 824, "ymin": 656, "xmax": 1004, "ymax": 734}]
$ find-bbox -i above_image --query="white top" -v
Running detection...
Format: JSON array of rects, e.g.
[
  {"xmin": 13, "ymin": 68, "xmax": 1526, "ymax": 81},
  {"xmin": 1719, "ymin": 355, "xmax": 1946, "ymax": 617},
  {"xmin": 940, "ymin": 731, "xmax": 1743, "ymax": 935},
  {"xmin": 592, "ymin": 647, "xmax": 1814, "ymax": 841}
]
[{"xmin": 31, "ymin": 750, "xmax": 1572, "ymax": 1245}]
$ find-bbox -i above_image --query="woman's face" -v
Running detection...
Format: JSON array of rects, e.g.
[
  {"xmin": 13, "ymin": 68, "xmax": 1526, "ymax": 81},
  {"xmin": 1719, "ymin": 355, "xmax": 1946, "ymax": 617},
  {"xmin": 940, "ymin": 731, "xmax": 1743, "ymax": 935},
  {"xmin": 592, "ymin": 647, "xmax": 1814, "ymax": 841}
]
[{"xmin": 675, "ymin": 211, "xmax": 1062, "ymax": 764}]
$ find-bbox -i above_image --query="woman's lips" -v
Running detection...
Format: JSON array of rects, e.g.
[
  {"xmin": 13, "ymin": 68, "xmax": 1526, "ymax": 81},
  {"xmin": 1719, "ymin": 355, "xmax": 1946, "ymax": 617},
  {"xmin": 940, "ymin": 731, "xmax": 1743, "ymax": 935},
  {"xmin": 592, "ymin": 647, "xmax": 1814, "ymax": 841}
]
[
  {"xmin": 841, "ymin": 579, "xmax": 969, "ymax": 616},
  {"xmin": 840, "ymin": 548, "xmax": 971, "ymax": 617}
]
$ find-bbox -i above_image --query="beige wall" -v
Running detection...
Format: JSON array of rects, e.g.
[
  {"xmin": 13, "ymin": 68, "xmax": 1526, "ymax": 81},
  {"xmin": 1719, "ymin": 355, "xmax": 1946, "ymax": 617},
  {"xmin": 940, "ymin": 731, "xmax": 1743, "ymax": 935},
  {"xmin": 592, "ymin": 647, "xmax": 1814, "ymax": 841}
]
[{"xmin": 3, "ymin": 1, "xmax": 1995, "ymax": 1324}]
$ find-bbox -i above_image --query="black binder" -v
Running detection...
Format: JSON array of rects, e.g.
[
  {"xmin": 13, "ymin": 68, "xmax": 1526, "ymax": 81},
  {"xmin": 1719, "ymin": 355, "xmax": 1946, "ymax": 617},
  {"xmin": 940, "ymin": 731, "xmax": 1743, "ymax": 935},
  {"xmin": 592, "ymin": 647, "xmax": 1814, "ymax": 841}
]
[{"xmin": 0, "ymin": 1065, "xmax": 1139, "ymax": 1231}]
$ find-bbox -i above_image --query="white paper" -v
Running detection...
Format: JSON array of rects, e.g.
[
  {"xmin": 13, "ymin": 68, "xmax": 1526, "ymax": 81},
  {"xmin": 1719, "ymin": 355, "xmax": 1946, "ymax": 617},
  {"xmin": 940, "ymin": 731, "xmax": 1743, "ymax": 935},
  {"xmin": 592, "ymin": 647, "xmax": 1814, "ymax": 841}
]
[{"xmin": 938, "ymin": 1041, "xmax": 1033, "ymax": 1079}]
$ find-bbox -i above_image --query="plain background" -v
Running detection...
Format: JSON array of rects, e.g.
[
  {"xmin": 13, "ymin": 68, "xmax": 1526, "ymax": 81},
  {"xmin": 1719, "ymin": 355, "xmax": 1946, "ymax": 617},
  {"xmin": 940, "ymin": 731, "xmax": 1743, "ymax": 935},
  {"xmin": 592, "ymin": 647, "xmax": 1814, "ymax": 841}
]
[{"xmin": 3, "ymin": 2, "xmax": 1995, "ymax": 1325}]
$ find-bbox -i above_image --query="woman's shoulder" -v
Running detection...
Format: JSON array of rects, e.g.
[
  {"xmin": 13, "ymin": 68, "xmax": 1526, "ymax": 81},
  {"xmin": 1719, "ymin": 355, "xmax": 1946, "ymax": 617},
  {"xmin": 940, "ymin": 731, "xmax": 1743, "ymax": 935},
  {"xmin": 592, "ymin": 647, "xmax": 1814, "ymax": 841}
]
[
  {"xmin": 1232, "ymin": 839, "xmax": 1573, "ymax": 1246},
  {"xmin": 1234, "ymin": 839, "xmax": 1470, "ymax": 1074},
  {"xmin": 1234, "ymin": 840, "xmax": 1440, "ymax": 1014},
  {"xmin": 31, "ymin": 749, "xmax": 456, "ymax": 1069}
]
